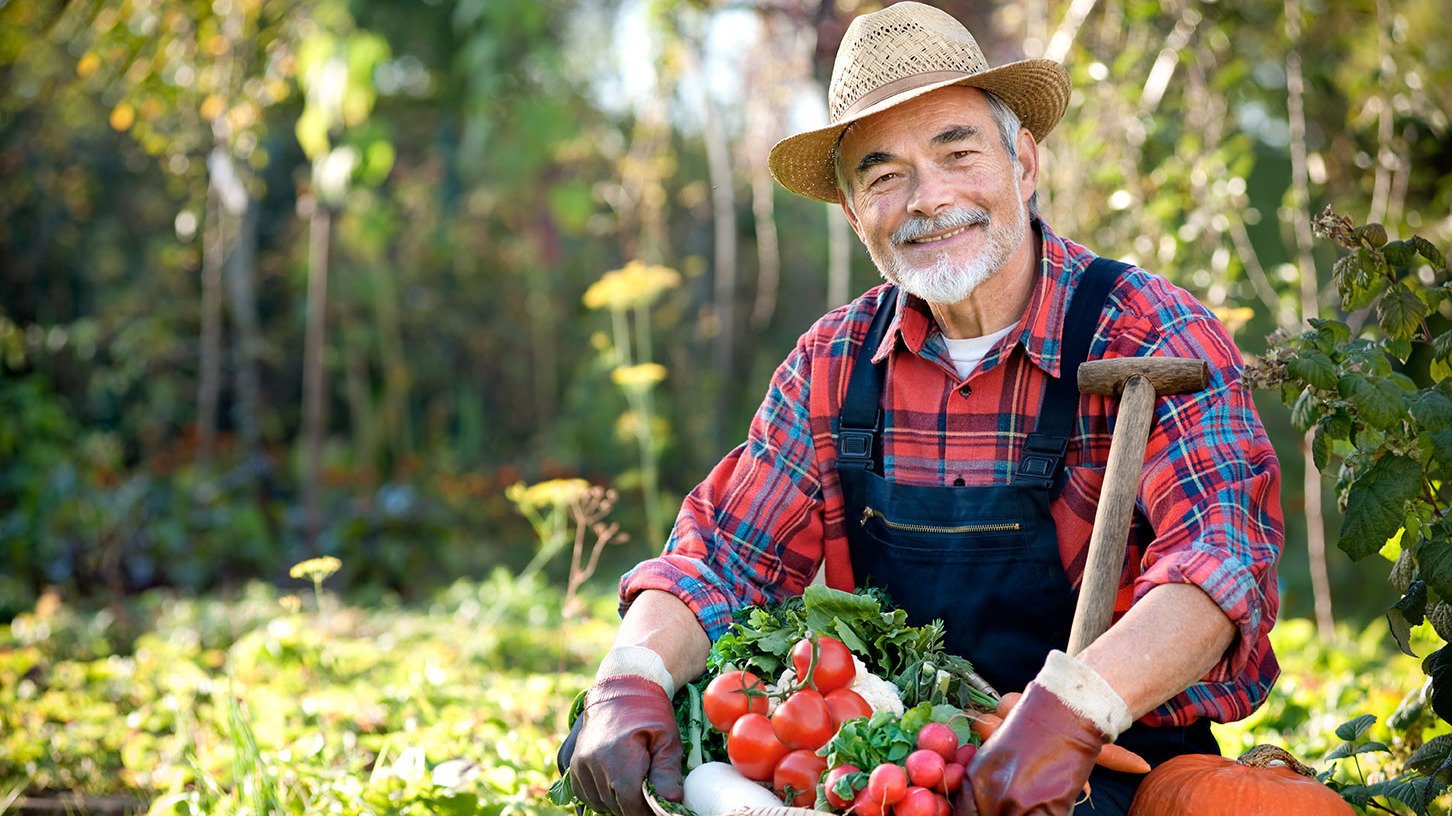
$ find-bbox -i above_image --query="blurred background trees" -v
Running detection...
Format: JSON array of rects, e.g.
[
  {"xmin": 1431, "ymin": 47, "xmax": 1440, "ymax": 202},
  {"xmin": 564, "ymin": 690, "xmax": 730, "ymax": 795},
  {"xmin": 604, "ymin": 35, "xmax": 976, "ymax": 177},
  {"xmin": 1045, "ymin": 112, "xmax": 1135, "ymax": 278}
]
[{"xmin": 1, "ymin": 0, "xmax": 1448, "ymax": 631}]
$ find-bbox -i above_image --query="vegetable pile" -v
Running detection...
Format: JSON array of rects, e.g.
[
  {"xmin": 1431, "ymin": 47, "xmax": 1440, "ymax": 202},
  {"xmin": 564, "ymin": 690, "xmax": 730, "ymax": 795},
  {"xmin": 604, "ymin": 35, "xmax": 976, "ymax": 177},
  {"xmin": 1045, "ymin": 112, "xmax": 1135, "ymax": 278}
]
[{"xmin": 557, "ymin": 586, "xmax": 1007, "ymax": 815}]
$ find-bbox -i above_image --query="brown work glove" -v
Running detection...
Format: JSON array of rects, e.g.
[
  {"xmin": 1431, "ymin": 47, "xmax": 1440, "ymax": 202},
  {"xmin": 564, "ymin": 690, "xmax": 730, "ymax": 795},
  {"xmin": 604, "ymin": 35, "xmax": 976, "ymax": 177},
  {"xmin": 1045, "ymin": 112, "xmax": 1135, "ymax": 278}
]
[
  {"xmin": 956, "ymin": 651, "xmax": 1131, "ymax": 816},
  {"xmin": 569, "ymin": 674, "xmax": 684, "ymax": 816}
]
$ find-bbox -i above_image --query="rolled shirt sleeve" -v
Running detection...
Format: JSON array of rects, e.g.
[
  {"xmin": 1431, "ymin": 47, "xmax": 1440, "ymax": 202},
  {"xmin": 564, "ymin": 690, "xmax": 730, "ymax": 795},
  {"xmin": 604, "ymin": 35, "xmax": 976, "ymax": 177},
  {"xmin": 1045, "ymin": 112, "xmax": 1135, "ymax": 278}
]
[{"xmin": 619, "ymin": 341, "xmax": 828, "ymax": 641}]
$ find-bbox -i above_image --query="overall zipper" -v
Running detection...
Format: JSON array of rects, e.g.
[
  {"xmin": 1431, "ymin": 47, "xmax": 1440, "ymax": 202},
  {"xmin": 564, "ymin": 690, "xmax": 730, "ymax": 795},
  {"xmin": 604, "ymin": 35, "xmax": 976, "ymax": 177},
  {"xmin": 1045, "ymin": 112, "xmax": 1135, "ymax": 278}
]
[{"xmin": 860, "ymin": 506, "xmax": 1022, "ymax": 535}]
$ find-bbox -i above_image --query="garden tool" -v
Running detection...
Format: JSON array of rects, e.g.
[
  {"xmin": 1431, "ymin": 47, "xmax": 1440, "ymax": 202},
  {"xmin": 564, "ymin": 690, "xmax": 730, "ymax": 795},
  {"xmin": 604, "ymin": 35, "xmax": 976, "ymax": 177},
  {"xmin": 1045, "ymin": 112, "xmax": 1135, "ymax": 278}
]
[{"xmin": 1066, "ymin": 357, "xmax": 1210, "ymax": 656}]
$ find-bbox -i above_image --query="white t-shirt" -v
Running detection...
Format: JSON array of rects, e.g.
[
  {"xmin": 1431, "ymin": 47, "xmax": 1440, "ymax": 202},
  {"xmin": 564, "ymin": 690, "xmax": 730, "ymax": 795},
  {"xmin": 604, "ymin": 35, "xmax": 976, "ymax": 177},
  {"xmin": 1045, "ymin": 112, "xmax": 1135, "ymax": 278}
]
[{"xmin": 943, "ymin": 324, "xmax": 1015, "ymax": 380}]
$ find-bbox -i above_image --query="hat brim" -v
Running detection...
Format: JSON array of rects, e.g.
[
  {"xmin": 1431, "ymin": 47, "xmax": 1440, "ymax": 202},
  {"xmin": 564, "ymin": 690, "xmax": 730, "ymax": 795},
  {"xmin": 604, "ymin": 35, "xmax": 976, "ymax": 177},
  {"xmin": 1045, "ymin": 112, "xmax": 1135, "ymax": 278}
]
[{"xmin": 768, "ymin": 59, "xmax": 1070, "ymax": 203}]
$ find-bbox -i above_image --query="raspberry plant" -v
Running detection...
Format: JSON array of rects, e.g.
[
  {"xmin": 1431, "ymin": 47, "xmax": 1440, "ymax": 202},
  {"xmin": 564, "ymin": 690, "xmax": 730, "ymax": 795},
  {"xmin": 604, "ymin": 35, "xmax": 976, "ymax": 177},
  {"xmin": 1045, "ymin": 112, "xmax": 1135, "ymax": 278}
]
[{"xmin": 1251, "ymin": 206, "xmax": 1452, "ymax": 812}]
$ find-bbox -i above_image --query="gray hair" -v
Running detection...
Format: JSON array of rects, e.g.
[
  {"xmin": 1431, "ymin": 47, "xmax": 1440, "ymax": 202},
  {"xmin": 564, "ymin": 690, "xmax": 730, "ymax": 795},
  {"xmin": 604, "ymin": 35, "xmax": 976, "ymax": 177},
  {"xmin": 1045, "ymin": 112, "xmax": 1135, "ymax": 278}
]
[{"xmin": 833, "ymin": 88, "xmax": 1040, "ymax": 219}]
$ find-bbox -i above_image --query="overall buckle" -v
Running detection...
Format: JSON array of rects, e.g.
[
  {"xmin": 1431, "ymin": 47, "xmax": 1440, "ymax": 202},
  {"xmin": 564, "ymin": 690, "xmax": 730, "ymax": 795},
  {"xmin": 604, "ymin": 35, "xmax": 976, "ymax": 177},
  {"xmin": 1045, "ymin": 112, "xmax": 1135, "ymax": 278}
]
[{"xmin": 1015, "ymin": 433, "xmax": 1068, "ymax": 488}]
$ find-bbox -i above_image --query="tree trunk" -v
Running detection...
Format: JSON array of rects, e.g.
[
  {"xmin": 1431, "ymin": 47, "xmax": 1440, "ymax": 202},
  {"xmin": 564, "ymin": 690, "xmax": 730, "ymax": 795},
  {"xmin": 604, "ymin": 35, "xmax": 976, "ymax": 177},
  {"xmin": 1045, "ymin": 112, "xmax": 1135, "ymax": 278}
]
[
  {"xmin": 225, "ymin": 193, "xmax": 262, "ymax": 457},
  {"xmin": 302, "ymin": 202, "xmax": 333, "ymax": 546},
  {"xmin": 827, "ymin": 205, "xmax": 851, "ymax": 308},
  {"xmin": 1285, "ymin": 0, "xmax": 1335, "ymax": 638},
  {"xmin": 197, "ymin": 170, "xmax": 227, "ymax": 477}
]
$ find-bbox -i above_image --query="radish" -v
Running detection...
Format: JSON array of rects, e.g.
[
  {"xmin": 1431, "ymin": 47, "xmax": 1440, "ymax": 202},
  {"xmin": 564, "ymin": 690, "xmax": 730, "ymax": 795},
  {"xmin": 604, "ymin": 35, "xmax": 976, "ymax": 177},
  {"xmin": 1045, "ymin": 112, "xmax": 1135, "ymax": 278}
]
[
  {"xmin": 868, "ymin": 763, "xmax": 908, "ymax": 806},
  {"xmin": 905, "ymin": 749, "xmax": 945, "ymax": 789},
  {"xmin": 917, "ymin": 722, "xmax": 958, "ymax": 761},
  {"xmin": 824, "ymin": 764, "xmax": 861, "ymax": 809},
  {"xmin": 896, "ymin": 786, "xmax": 938, "ymax": 816},
  {"xmin": 941, "ymin": 761, "xmax": 965, "ymax": 794}
]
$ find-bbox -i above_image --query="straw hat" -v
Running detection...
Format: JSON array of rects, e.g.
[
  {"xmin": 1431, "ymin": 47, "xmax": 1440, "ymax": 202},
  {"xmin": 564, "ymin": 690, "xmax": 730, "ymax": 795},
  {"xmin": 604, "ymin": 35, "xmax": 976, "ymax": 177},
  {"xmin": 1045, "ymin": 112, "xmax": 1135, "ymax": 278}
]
[{"xmin": 768, "ymin": 2, "xmax": 1071, "ymax": 202}]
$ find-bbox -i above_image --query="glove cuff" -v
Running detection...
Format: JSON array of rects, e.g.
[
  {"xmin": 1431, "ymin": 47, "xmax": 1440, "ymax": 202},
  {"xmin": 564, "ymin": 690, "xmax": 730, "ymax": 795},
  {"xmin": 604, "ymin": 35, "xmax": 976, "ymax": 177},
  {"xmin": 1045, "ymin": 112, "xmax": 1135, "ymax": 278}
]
[
  {"xmin": 1033, "ymin": 650, "xmax": 1133, "ymax": 739},
  {"xmin": 596, "ymin": 645, "xmax": 677, "ymax": 698}
]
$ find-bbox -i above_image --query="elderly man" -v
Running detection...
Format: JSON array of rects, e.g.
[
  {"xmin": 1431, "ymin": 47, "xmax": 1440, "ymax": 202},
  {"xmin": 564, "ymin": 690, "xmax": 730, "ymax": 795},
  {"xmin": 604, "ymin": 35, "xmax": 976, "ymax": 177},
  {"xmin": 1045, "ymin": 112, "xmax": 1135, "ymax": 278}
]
[{"xmin": 564, "ymin": 3, "xmax": 1283, "ymax": 815}]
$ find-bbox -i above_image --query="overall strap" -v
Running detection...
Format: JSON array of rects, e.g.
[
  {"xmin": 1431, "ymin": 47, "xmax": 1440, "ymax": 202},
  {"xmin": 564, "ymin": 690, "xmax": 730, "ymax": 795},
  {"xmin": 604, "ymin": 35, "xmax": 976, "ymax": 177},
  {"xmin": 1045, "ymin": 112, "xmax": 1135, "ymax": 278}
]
[
  {"xmin": 837, "ymin": 286, "xmax": 900, "ymax": 473},
  {"xmin": 1013, "ymin": 256, "xmax": 1129, "ymax": 489}
]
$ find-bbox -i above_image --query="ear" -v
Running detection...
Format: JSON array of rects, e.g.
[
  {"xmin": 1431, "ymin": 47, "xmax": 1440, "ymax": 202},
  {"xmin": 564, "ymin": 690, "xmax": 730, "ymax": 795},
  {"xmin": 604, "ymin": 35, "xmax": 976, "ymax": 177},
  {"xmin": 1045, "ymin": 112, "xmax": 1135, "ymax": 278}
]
[
  {"xmin": 837, "ymin": 190, "xmax": 866, "ymax": 243},
  {"xmin": 1015, "ymin": 127, "xmax": 1039, "ymax": 204}
]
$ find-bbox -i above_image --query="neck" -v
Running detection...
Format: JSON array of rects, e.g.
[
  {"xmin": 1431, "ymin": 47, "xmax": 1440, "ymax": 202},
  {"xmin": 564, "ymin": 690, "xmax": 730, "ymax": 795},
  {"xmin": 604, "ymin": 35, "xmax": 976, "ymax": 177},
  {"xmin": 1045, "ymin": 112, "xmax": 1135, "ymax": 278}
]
[{"xmin": 929, "ymin": 222, "xmax": 1041, "ymax": 339}]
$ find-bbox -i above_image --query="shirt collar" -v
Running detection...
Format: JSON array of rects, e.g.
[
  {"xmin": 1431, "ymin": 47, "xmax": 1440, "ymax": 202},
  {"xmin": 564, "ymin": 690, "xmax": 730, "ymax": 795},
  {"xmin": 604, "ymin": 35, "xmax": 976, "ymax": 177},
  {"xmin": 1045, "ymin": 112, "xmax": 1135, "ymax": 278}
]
[{"xmin": 871, "ymin": 220, "xmax": 1082, "ymax": 379}]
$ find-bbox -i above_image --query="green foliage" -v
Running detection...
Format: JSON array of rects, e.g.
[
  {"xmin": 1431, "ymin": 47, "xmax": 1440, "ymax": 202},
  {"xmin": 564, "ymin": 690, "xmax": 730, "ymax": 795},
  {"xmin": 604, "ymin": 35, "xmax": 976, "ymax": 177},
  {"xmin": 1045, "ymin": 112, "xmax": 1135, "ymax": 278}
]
[
  {"xmin": 1249, "ymin": 209, "xmax": 1452, "ymax": 811},
  {"xmin": 0, "ymin": 572, "xmax": 616, "ymax": 814}
]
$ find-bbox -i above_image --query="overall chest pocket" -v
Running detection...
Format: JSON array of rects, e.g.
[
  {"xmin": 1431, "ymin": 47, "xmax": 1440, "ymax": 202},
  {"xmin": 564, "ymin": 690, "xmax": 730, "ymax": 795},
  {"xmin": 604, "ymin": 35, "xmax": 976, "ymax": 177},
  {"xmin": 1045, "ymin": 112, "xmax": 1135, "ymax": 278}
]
[{"xmin": 857, "ymin": 506, "xmax": 1030, "ymax": 563}]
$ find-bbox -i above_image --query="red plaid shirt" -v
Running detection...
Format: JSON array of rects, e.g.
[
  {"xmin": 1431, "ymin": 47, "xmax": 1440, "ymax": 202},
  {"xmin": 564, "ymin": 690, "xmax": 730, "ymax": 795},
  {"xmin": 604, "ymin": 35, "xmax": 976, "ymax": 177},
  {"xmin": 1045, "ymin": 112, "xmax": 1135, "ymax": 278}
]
[{"xmin": 621, "ymin": 222, "xmax": 1283, "ymax": 726}]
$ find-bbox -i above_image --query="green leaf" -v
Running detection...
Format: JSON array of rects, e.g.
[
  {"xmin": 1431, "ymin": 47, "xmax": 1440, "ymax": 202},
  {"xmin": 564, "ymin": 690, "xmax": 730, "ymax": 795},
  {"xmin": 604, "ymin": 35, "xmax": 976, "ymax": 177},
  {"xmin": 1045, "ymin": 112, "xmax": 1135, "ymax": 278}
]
[
  {"xmin": 1388, "ymin": 580, "xmax": 1428, "ymax": 657},
  {"xmin": 1384, "ymin": 240, "xmax": 1417, "ymax": 267},
  {"xmin": 1311, "ymin": 424, "xmax": 1330, "ymax": 471},
  {"xmin": 1408, "ymin": 734, "xmax": 1452, "ymax": 779},
  {"xmin": 1290, "ymin": 387, "xmax": 1319, "ymax": 431},
  {"xmin": 1421, "ymin": 540, "xmax": 1452, "ymax": 603},
  {"xmin": 1413, "ymin": 391, "xmax": 1452, "ymax": 433},
  {"xmin": 1433, "ymin": 330, "xmax": 1452, "ymax": 363},
  {"xmin": 1345, "ymin": 375, "xmax": 1407, "ymax": 431},
  {"xmin": 1321, "ymin": 410, "xmax": 1353, "ymax": 441},
  {"xmin": 1335, "ymin": 713, "xmax": 1377, "ymax": 741},
  {"xmin": 1324, "ymin": 740, "xmax": 1389, "ymax": 760},
  {"xmin": 1340, "ymin": 455, "xmax": 1422, "ymax": 560},
  {"xmin": 1411, "ymin": 235, "xmax": 1447, "ymax": 270},
  {"xmin": 1378, "ymin": 282, "xmax": 1430, "ymax": 342},
  {"xmin": 1287, "ymin": 350, "xmax": 1339, "ymax": 392},
  {"xmin": 1425, "ymin": 645, "xmax": 1452, "ymax": 724},
  {"xmin": 1379, "ymin": 774, "xmax": 1448, "ymax": 816},
  {"xmin": 1308, "ymin": 317, "xmax": 1352, "ymax": 346},
  {"xmin": 1429, "ymin": 430, "xmax": 1452, "ymax": 479}
]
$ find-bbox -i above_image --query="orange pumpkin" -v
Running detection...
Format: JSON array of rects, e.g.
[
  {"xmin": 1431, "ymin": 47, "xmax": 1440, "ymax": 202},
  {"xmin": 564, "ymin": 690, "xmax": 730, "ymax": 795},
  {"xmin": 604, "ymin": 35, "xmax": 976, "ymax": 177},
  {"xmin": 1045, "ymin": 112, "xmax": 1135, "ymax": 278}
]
[{"xmin": 1128, "ymin": 745, "xmax": 1354, "ymax": 815}]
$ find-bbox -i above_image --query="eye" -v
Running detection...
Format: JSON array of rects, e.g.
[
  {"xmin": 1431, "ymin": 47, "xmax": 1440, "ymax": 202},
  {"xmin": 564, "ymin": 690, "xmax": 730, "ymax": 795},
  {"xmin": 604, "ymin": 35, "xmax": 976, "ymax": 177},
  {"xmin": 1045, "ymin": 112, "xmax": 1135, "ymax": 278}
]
[
  {"xmin": 867, "ymin": 171, "xmax": 898, "ymax": 188},
  {"xmin": 948, "ymin": 149, "xmax": 975, "ymax": 161}
]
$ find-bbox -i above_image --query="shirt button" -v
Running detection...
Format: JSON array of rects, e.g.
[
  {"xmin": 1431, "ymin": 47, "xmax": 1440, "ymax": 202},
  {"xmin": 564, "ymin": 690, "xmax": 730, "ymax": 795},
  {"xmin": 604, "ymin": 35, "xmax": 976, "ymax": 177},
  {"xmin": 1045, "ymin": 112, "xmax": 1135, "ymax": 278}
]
[{"xmin": 957, "ymin": 384, "xmax": 972, "ymax": 398}]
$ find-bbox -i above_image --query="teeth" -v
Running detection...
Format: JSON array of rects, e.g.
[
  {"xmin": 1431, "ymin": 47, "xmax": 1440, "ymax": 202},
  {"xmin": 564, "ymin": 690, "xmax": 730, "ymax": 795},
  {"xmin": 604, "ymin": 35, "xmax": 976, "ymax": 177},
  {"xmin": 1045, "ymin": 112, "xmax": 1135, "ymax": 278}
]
[{"xmin": 911, "ymin": 226, "xmax": 967, "ymax": 244}]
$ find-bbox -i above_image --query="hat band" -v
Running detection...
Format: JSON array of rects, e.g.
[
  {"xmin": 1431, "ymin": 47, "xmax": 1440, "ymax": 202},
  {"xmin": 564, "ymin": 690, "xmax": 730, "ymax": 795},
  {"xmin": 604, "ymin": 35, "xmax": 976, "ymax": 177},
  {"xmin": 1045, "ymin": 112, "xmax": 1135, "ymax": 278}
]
[{"xmin": 838, "ymin": 70, "xmax": 972, "ymax": 121}]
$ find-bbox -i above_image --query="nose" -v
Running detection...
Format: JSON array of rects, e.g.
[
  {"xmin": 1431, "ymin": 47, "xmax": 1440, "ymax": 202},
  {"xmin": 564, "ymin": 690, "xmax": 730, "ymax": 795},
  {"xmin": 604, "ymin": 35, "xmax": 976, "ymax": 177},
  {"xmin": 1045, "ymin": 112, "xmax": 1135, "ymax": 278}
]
[{"xmin": 907, "ymin": 164, "xmax": 955, "ymax": 218}]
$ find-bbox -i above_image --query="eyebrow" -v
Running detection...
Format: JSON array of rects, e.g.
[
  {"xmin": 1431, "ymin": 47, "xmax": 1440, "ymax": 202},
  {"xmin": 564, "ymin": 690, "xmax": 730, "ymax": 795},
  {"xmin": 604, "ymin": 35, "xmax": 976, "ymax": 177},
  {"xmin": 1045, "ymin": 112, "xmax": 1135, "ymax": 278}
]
[
  {"xmin": 930, "ymin": 124, "xmax": 981, "ymax": 145},
  {"xmin": 853, "ymin": 125, "xmax": 985, "ymax": 178}
]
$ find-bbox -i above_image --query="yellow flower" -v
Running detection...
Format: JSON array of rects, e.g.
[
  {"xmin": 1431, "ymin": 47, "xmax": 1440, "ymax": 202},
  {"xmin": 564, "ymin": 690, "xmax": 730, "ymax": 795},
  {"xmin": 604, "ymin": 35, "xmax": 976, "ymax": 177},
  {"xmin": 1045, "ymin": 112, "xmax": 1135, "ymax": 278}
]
[
  {"xmin": 279, "ymin": 595, "xmax": 303, "ymax": 614},
  {"xmin": 1212, "ymin": 306, "xmax": 1256, "ymax": 334},
  {"xmin": 289, "ymin": 556, "xmax": 342, "ymax": 581},
  {"xmin": 583, "ymin": 261, "xmax": 680, "ymax": 311},
  {"xmin": 506, "ymin": 478, "xmax": 591, "ymax": 510},
  {"xmin": 611, "ymin": 363, "xmax": 667, "ymax": 390}
]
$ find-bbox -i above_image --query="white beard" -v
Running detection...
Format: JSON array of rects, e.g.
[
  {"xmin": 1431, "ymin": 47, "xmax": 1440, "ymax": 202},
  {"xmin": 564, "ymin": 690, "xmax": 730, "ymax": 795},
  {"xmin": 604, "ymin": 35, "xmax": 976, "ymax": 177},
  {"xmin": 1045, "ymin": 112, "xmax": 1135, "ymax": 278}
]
[{"xmin": 866, "ymin": 182, "xmax": 1028, "ymax": 306}]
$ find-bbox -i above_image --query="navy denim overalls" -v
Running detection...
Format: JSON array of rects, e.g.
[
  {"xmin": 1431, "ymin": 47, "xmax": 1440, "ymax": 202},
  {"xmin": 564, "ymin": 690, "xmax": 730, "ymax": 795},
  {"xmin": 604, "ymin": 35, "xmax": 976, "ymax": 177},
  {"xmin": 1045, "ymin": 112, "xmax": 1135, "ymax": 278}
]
[{"xmin": 837, "ymin": 257, "xmax": 1216, "ymax": 813}]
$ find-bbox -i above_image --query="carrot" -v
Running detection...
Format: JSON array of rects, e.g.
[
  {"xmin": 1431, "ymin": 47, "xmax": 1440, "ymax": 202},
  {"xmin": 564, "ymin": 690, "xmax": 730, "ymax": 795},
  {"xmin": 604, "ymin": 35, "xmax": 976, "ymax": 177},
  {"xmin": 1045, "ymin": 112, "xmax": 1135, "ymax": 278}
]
[
  {"xmin": 968, "ymin": 710, "xmax": 1151, "ymax": 775},
  {"xmin": 993, "ymin": 692, "xmax": 1021, "ymax": 718},
  {"xmin": 1094, "ymin": 742, "xmax": 1151, "ymax": 774}
]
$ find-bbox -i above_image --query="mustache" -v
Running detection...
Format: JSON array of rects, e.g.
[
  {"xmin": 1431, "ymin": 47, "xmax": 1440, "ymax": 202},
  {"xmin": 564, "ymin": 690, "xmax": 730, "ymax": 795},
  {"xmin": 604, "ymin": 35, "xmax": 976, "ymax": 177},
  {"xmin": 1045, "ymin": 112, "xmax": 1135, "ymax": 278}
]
[{"xmin": 891, "ymin": 208, "xmax": 990, "ymax": 245}]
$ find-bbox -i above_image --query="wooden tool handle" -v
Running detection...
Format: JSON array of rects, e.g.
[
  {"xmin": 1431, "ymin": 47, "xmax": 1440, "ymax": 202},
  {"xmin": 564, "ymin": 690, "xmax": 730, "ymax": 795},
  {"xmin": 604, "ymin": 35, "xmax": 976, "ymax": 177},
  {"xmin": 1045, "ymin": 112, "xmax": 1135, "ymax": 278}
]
[
  {"xmin": 1066, "ymin": 375, "xmax": 1156, "ymax": 657},
  {"xmin": 1078, "ymin": 357, "xmax": 1208, "ymax": 397}
]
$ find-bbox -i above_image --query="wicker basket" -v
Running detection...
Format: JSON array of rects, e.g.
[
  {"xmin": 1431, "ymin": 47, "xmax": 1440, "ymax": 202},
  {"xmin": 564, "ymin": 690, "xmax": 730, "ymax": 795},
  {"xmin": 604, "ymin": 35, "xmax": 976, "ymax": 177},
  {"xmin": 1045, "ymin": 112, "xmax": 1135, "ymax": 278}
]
[{"xmin": 646, "ymin": 786, "xmax": 819, "ymax": 816}]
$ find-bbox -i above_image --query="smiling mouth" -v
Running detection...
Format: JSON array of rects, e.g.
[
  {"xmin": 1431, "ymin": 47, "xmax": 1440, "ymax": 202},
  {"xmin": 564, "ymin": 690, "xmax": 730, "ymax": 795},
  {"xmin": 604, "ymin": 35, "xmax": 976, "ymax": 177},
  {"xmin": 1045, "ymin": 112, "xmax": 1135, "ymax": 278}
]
[{"xmin": 905, "ymin": 224, "xmax": 974, "ymax": 245}]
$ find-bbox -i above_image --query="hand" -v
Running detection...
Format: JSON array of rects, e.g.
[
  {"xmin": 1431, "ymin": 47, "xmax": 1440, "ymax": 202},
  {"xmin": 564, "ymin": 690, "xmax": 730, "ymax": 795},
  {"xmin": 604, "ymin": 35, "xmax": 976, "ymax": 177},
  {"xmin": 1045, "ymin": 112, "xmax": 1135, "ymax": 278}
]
[
  {"xmin": 957, "ymin": 682, "xmax": 1103, "ymax": 815},
  {"xmin": 568, "ymin": 674, "xmax": 684, "ymax": 816}
]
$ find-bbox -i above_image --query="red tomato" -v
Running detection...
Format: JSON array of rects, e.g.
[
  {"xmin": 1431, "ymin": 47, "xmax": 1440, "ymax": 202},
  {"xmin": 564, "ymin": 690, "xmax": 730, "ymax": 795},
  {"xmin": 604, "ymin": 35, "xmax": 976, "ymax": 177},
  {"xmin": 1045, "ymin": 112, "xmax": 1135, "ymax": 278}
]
[
  {"xmin": 868, "ymin": 763, "xmax": 908, "ymax": 806},
  {"xmin": 916, "ymin": 722, "xmax": 958, "ymax": 761},
  {"xmin": 824, "ymin": 688, "xmax": 873, "ymax": 726},
  {"xmin": 941, "ymin": 761, "xmax": 965, "ymax": 795},
  {"xmin": 789, "ymin": 635, "xmax": 856, "ymax": 693},
  {"xmin": 823, "ymin": 764, "xmax": 862, "ymax": 809},
  {"xmin": 702, "ymin": 670, "xmax": 768, "ymax": 733},
  {"xmin": 905, "ymin": 749, "xmax": 945, "ymax": 789},
  {"xmin": 727, "ymin": 712, "xmax": 789, "ymax": 782},
  {"xmin": 773, "ymin": 749, "xmax": 828, "ymax": 807},
  {"xmin": 897, "ymin": 786, "xmax": 939, "ymax": 816},
  {"xmin": 771, "ymin": 689, "xmax": 836, "ymax": 751}
]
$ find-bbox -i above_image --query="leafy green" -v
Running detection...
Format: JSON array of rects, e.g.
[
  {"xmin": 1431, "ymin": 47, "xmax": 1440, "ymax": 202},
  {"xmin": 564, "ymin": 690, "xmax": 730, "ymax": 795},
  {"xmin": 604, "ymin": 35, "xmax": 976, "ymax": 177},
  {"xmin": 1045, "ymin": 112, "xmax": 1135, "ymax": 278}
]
[{"xmin": 1339, "ymin": 455, "xmax": 1422, "ymax": 560}]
